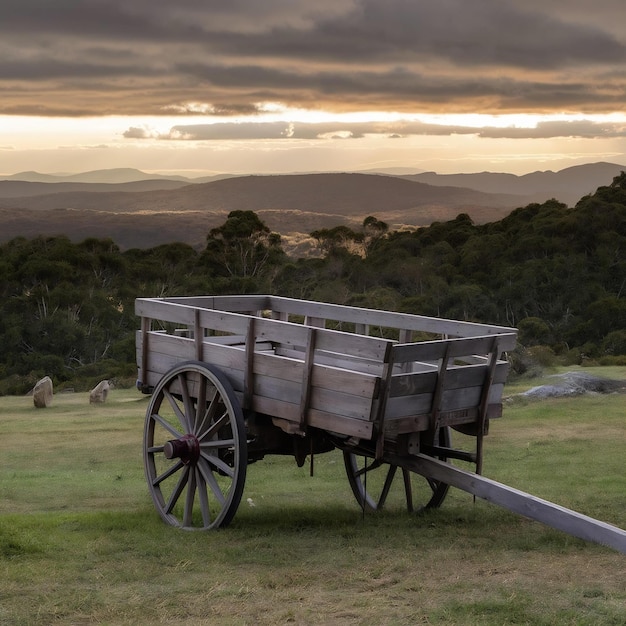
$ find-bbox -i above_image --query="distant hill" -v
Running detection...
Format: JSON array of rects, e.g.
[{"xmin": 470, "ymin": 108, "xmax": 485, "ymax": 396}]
[
  {"xmin": 0, "ymin": 173, "xmax": 524, "ymax": 250},
  {"xmin": 0, "ymin": 164, "xmax": 622, "ymax": 250},
  {"xmin": 0, "ymin": 179, "xmax": 191, "ymax": 197},
  {"xmin": 0, "ymin": 172, "xmax": 522, "ymax": 214},
  {"xmin": 405, "ymin": 162, "xmax": 626, "ymax": 206},
  {"xmin": 0, "ymin": 168, "xmax": 232, "ymax": 185}
]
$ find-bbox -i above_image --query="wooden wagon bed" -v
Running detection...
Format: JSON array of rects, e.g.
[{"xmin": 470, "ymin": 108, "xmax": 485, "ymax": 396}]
[{"xmin": 136, "ymin": 295, "xmax": 517, "ymax": 445}]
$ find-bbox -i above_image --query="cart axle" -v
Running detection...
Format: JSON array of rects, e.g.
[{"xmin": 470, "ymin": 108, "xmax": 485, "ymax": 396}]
[{"xmin": 164, "ymin": 434, "xmax": 200, "ymax": 465}]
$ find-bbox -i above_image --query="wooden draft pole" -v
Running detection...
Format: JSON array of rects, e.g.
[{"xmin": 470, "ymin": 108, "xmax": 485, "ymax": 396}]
[{"xmin": 387, "ymin": 452, "xmax": 626, "ymax": 554}]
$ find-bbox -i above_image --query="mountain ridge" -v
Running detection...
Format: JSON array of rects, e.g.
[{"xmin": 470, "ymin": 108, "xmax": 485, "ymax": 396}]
[
  {"xmin": 0, "ymin": 172, "xmax": 522, "ymax": 218},
  {"xmin": 0, "ymin": 163, "xmax": 623, "ymax": 251},
  {"xmin": 404, "ymin": 161, "xmax": 625, "ymax": 205},
  {"xmin": 3, "ymin": 161, "xmax": 623, "ymax": 203}
]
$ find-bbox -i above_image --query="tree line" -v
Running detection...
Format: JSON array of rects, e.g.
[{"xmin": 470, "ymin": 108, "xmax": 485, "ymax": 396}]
[{"xmin": 1, "ymin": 174, "xmax": 625, "ymax": 395}]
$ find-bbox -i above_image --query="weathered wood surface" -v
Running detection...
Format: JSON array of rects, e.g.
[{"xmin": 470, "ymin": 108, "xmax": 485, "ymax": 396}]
[
  {"xmin": 136, "ymin": 331, "xmax": 378, "ymax": 438},
  {"xmin": 388, "ymin": 452, "xmax": 626, "ymax": 554},
  {"xmin": 135, "ymin": 295, "xmax": 517, "ymax": 439},
  {"xmin": 138, "ymin": 295, "xmax": 517, "ymax": 347}
]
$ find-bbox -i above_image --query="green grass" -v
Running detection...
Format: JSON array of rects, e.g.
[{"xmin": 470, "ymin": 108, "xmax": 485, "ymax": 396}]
[{"xmin": 1, "ymin": 369, "xmax": 625, "ymax": 625}]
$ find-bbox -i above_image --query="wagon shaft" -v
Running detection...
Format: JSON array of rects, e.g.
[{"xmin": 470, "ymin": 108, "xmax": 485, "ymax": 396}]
[{"xmin": 388, "ymin": 452, "xmax": 626, "ymax": 554}]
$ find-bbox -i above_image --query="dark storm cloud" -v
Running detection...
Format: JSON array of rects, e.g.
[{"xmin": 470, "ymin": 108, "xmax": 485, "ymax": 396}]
[
  {"xmin": 1, "ymin": 0, "xmax": 625, "ymax": 116},
  {"xmin": 206, "ymin": 0, "xmax": 625, "ymax": 69}
]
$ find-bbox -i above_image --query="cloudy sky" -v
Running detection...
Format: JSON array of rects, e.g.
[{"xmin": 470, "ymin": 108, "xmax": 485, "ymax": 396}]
[{"xmin": 1, "ymin": 0, "xmax": 626, "ymax": 176}]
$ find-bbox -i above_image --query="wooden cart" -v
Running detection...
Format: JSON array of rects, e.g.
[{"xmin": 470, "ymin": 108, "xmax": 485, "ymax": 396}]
[{"xmin": 136, "ymin": 295, "xmax": 626, "ymax": 553}]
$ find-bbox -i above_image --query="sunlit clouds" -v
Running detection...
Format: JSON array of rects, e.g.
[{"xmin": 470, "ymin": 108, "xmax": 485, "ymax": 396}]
[{"xmin": 1, "ymin": 1, "xmax": 625, "ymax": 175}]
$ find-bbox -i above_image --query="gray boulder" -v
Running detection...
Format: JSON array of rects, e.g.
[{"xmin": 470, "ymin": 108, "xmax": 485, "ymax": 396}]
[
  {"xmin": 89, "ymin": 380, "xmax": 111, "ymax": 403},
  {"xmin": 521, "ymin": 372, "xmax": 624, "ymax": 399},
  {"xmin": 33, "ymin": 376, "xmax": 54, "ymax": 408}
]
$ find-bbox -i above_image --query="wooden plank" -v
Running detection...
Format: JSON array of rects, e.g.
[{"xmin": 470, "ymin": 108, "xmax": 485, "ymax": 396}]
[
  {"xmin": 137, "ymin": 299, "xmax": 253, "ymax": 336},
  {"xmin": 275, "ymin": 346, "xmax": 386, "ymax": 375},
  {"xmin": 309, "ymin": 386, "xmax": 374, "ymax": 420},
  {"xmin": 307, "ymin": 407, "xmax": 374, "ymax": 439},
  {"xmin": 250, "ymin": 373, "xmax": 374, "ymax": 420},
  {"xmin": 389, "ymin": 362, "xmax": 509, "ymax": 397},
  {"xmin": 389, "ymin": 453, "xmax": 626, "ymax": 554},
  {"xmin": 266, "ymin": 295, "xmax": 517, "ymax": 340},
  {"xmin": 252, "ymin": 395, "xmax": 373, "ymax": 439},
  {"xmin": 154, "ymin": 295, "xmax": 271, "ymax": 312},
  {"xmin": 392, "ymin": 334, "xmax": 515, "ymax": 364},
  {"xmin": 203, "ymin": 340, "xmax": 381, "ymax": 399},
  {"xmin": 206, "ymin": 340, "xmax": 380, "ymax": 397},
  {"xmin": 223, "ymin": 315, "xmax": 392, "ymax": 362},
  {"xmin": 310, "ymin": 363, "xmax": 379, "ymax": 399},
  {"xmin": 384, "ymin": 404, "xmax": 503, "ymax": 435},
  {"xmin": 201, "ymin": 335, "xmax": 247, "ymax": 345},
  {"xmin": 136, "ymin": 334, "xmax": 195, "ymax": 373},
  {"xmin": 384, "ymin": 384, "xmax": 505, "ymax": 419},
  {"xmin": 197, "ymin": 309, "xmax": 251, "ymax": 336},
  {"xmin": 135, "ymin": 299, "xmax": 197, "ymax": 326}
]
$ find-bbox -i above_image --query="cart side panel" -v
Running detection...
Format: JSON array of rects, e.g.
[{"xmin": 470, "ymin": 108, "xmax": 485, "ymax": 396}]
[
  {"xmin": 136, "ymin": 330, "xmax": 380, "ymax": 438},
  {"xmin": 381, "ymin": 334, "xmax": 512, "ymax": 435}
]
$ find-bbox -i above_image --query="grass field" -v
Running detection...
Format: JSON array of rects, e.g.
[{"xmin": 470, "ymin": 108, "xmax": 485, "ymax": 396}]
[{"xmin": 1, "ymin": 367, "xmax": 625, "ymax": 625}]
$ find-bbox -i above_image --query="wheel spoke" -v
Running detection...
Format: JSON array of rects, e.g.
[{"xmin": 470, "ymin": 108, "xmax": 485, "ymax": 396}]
[
  {"xmin": 402, "ymin": 468, "xmax": 414, "ymax": 513},
  {"xmin": 165, "ymin": 465, "xmax": 190, "ymax": 514},
  {"xmin": 197, "ymin": 410, "xmax": 229, "ymax": 443},
  {"xmin": 197, "ymin": 457, "xmax": 227, "ymax": 505},
  {"xmin": 353, "ymin": 458, "xmax": 382, "ymax": 479},
  {"xmin": 426, "ymin": 477, "xmax": 439, "ymax": 494},
  {"xmin": 195, "ymin": 467, "xmax": 211, "ymax": 527},
  {"xmin": 152, "ymin": 459, "xmax": 184, "ymax": 487},
  {"xmin": 183, "ymin": 467, "xmax": 197, "ymax": 527},
  {"xmin": 163, "ymin": 389, "xmax": 189, "ymax": 434},
  {"xmin": 177, "ymin": 373, "xmax": 195, "ymax": 433},
  {"xmin": 194, "ymin": 375, "xmax": 208, "ymax": 433},
  {"xmin": 200, "ymin": 450, "xmax": 235, "ymax": 478},
  {"xmin": 195, "ymin": 389, "xmax": 220, "ymax": 438},
  {"xmin": 199, "ymin": 438, "xmax": 235, "ymax": 450},
  {"xmin": 151, "ymin": 411, "xmax": 184, "ymax": 439},
  {"xmin": 377, "ymin": 464, "xmax": 397, "ymax": 508}
]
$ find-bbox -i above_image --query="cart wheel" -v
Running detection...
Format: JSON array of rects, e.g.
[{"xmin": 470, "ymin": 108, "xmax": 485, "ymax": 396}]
[
  {"xmin": 343, "ymin": 428, "xmax": 451, "ymax": 513},
  {"xmin": 143, "ymin": 361, "xmax": 247, "ymax": 530}
]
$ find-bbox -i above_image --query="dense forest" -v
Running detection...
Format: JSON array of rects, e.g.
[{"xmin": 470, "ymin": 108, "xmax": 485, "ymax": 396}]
[{"xmin": 1, "ymin": 173, "xmax": 625, "ymax": 395}]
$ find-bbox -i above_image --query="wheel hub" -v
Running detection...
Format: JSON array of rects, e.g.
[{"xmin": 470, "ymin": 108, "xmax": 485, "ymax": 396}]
[{"xmin": 164, "ymin": 434, "xmax": 200, "ymax": 465}]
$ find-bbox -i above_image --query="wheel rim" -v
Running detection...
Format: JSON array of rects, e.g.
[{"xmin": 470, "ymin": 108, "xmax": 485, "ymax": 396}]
[
  {"xmin": 143, "ymin": 361, "xmax": 247, "ymax": 530},
  {"xmin": 343, "ymin": 428, "xmax": 451, "ymax": 513}
]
